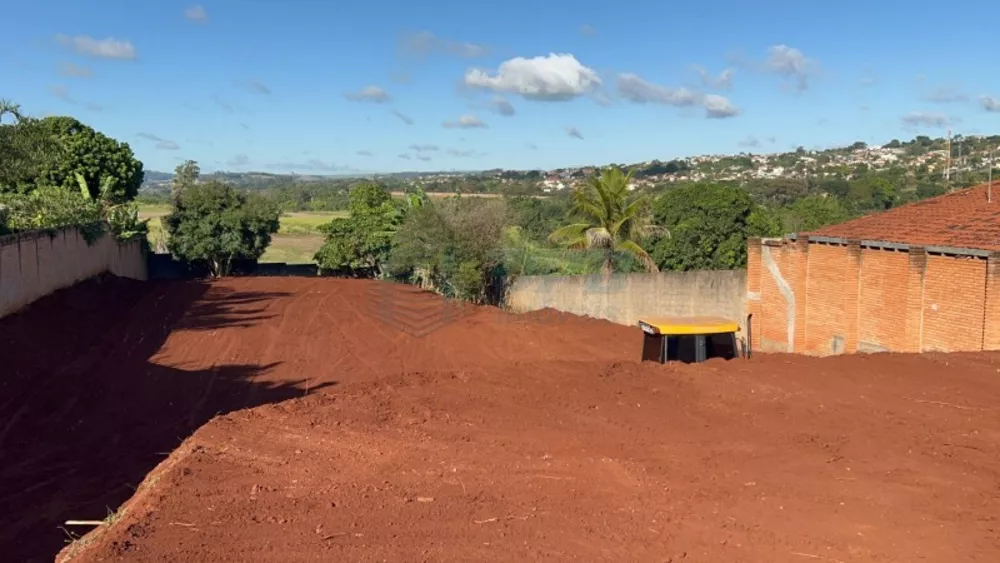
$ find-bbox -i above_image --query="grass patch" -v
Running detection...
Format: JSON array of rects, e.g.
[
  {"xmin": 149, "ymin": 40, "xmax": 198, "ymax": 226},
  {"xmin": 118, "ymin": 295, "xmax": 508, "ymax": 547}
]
[
  {"xmin": 278, "ymin": 211, "xmax": 347, "ymax": 235},
  {"xmin": 136, "ymin": 204, "xmax": 171, "ymax": 218},
  {"xmin": 141, "ymin": 209, "xmax": 342, "ymax": 263},
  {"xmin": 260, "ymin": 233, "xmax": 325, "ymax": 264}
]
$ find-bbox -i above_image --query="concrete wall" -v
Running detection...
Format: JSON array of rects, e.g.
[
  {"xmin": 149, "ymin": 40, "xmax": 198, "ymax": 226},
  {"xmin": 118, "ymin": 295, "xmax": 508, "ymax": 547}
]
[
  {"xmin": 748, "ymin": 236, "xmax": 999, "ymax": 355},
  {"xmin": 0, "ymin": 227, "xmax": 147, "ymax": 318},
  {"xmin": 506, "ymin": 270, "xmax": 748, "ymax": 334}
]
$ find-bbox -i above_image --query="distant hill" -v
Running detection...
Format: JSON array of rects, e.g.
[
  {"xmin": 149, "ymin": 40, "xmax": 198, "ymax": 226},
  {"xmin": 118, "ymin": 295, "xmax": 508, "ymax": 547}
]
[{"xmin": 140, "ymin": 132, "xmax": 1000, "ymax": 192}]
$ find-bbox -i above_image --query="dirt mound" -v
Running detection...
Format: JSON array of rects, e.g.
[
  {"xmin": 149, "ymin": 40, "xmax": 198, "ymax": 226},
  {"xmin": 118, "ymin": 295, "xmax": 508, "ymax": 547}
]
[{"xmin": 5, "ymin": 277, "xmax": 1000, "ymax": 562}]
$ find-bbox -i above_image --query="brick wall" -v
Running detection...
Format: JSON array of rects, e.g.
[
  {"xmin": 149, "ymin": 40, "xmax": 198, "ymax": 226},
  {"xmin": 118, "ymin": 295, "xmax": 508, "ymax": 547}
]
[{"xmin": 748, "ymin": 237, "xmax": 1000, "ymax": 355}]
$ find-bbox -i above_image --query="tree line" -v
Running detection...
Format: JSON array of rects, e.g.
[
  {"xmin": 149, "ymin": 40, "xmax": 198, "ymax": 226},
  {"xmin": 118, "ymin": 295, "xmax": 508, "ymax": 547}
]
[
  {"xmin": 2, "ymin": 99, "xmax": 968, "ymax": 303},
  {"xmin": 0, "ymin": 100, "xmax": 146, "ymax": 242}
]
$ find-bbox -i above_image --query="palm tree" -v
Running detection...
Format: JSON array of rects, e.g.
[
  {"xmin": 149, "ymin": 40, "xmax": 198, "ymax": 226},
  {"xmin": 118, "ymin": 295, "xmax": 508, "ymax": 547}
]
[
  {"xmin": 0, "ymin": 99, "xmax": 23, "ymax": 124},
  {"xmin": 548, "ymin": 166, "xmax": 659, "ymax": 275}
]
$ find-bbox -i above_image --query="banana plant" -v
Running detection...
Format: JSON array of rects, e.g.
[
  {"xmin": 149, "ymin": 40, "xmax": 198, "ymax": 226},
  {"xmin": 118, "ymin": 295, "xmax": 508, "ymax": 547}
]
[{"xmin": 74, "ymin": 171, "xmax": 148, "ymax": 241}]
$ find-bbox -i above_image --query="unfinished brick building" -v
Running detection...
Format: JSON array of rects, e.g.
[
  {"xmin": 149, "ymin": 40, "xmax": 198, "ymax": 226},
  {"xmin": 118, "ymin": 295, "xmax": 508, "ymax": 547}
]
[{"xmin": 747, "ymin": 182, "xmax": 1000, "ymax": 355}]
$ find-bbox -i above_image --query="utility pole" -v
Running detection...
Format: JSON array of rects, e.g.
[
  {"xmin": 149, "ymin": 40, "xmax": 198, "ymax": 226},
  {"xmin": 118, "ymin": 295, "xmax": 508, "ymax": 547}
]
[
  {"xmin": 944, "ymin": 129, "xmax": 952, "ymax": 182},
  {"xmin": 989, "ymin": 146, "xmax": 995, "ymax": 203},
  {"xmin": 957, "ymin": 136, "xmax": 963, "ymax": 188}
]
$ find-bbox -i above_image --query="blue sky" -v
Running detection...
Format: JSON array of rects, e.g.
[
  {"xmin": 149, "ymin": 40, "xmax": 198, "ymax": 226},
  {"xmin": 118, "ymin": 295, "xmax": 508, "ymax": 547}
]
[{"xmin": 4, "ymin": 0, "xmax": 1000, "ymax": 175}]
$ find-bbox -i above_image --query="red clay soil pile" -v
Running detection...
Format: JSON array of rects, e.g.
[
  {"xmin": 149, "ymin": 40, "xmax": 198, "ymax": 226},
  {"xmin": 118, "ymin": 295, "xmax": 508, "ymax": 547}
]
[{"xmin": 2, "ymin": 277, "xmax": 999, "ymax": 562}]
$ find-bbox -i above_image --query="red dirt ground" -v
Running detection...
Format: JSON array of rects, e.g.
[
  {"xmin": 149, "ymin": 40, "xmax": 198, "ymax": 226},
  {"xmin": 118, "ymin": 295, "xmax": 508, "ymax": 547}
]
[{"xmin": 2, "ymin": 277, "xmax": 999, "ymax": 562}]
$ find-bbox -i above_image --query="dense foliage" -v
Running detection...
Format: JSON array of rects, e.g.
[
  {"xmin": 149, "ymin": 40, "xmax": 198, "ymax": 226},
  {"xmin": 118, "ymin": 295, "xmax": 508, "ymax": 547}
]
[
  {"xmin": 30, "ymin": 116, "xmax": 144, "ymax": 203},
  {"xmin": 390, "ymin": 197, "xmax": 509, "ymax": 304},
  {"xmin": 164, "ymin": 180, "xmax": 280, "ymax": 277},
  {"xmin": 0, "ymin": 187, "xmax": 105, "ymax": 241},
  {"xmin": 0, "ymin": 101, "xmax": 147, "ymax": 244},
  {"xmin": 548, "ymin": 166, "xmax": 658, "ymax": 275},
  {"xmin": 650, "ymin": 183, "xmax": 779, "ymax": 271},
  {"xmin": 313, "ymin": 183, "xmax": 403, "ymax": 277}
]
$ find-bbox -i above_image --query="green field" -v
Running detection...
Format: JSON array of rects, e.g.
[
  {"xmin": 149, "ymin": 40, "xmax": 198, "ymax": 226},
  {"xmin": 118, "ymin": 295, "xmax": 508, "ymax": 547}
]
[{"xmin": 138, "ymin": 205, "xmax": 346, "ymax": 264}]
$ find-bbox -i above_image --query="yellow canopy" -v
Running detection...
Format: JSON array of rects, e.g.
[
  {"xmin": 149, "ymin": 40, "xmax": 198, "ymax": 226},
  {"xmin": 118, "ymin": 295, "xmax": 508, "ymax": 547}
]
[{"xmin": 638, "ymin": 316, "xmax": 739, "ymax": 336}]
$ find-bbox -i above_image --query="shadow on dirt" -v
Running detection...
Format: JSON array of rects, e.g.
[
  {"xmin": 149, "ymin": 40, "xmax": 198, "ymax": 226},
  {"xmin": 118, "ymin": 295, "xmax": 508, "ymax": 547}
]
[
  {"xmin": 173, "ymin": 284, "xmax": 291, "ymax": 331},
  {"xmin": 0, "ymin": 275, "xmax": 328, "ymax": 563}
]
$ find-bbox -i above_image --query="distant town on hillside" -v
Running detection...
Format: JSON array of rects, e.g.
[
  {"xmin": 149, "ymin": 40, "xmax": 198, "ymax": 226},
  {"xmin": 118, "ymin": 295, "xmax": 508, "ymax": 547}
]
[{"xmin": 140, "ymin": 133, "xmax": 1000, "ymax": 196}]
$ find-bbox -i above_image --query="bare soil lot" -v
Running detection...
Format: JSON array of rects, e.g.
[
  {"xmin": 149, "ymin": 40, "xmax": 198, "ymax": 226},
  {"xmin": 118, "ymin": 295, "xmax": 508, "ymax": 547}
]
[{"xmin": 1, "ymin": 277, "xmax": 998, "ymax": 562}]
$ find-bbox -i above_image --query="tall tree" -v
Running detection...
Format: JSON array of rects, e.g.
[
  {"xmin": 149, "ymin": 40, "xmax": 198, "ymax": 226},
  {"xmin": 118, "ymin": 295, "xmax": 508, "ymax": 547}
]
[
  {"xmin": 0, "ymin": 99, "xmax": 23, "ymax": 124},
  {"xmin": 548, "ymin": 166, "xmax": 657, "ymax": 275},
  {"xmin": 314, "ymin": 182, "xmax": 401, "ymax": 277},
  {"xmin": 163, "ymin": 180, "xmax": 280, "ymax": 277},
  {"xmin": 33, "ymin": 116, "xmax": 144, "ymax": 203},
  {"xmin": 651, "ymin": 183, "xmax": 772, "ymax": 271},
  {"xmin": 0, "ymin": 102, "xmax": 56, "ymax": 192},
  {"xmin": 389, "ymin": 197, "xmax": 509, "ymax": 303},
  {"xmin": 172, "ymin": 160, "xmax": 200, "ymax": 201}
]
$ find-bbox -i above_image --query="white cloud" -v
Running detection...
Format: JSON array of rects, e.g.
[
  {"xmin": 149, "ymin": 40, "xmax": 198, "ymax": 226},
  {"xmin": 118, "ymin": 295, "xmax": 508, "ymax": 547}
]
[
  {"xmin": 764, "ymin": 45, "xmax": 818, "ymax": 92},
  {"xmin": 617, "ymin": 73, "xmax": 699, "ymax": 106},
  {"xmin": 357, "ymin": 150, "xmax": 374, "ymax": 157},
  {"xmin": 982, "ymin": 96, "xmax": 1000, "ymax": 112},
  {"xmin": 137, "ymin": 133, "xmax": 180, "ymax": 151},
  {"xmin": 924, "ymin": 85, "xmax": 968, "ymax": 103},
  {"xmin": 268, "ymin": 159, "xmax": 349, "ymax": 172},
  {"xmin": 47, "ymin": 85, "xmax": 102, "ymax": 111},
  {"xmin": 213, "ymin": 96, "xmax": 234, "ymax": 113},
  {"xmin": 464, "ymin": 53, "xmax": 601, "ymax": 101},
  {"xmin": 345, "ymin": 86, "xmax": 390, "ymax": 103},
  {"xmin": 617, "ymin": 73, "xmax": 739, "ymax": 118},
  {"xmin": 55, "ymin": 34, "xmax": 136, "ymax": 60},
  {"xmin": 443, "ymin": 115, "xmax": 487, "ymax": 129},
  {"xmin": 566, "ymin": 126, "xmax": 583, "ymax": 140},
  {"xmin": 447, "ymin": 148, "xmax": 484, "ymax": 158},
  {"xmin": 859, "ymin": 69, "xmax": 879, "ymax": 87},
  {"xmin": 237, "ymin": 79, "xmax": 271, "ymax": 95},
  {"xmin": 703, "ymin": 94, "xmax": 740, "ymax": 118},
  {"xmin": 184, "ymin": 5, "xmax": 208, "ymax": 23},
  {"xmin": 391, "ymin": 110, "xmax": 414, "ymax": 124},
  {"xmin": 227, "ymin": 154, "xmax": 250, "ymax": 167},
  {"xmin": 390, "ymin": 71, "xmax": 412, "ymax": 83},
  {"xmin": 58, "ymin": 62, "xmax": 92, "ymax": 78},
  {"xmin": 400, "ymin": 31, "xmax": 489, "ymax": 58},
  {"xmin": 489, "ymin": 96, "xmax": 516, "ymax": 116},
  {"xmin": 409, "ymin": 143, "xmax": 439, "ymax": 152},
  {"xmin": 901, "ymin": 112, "xmax": 953, "ymax": 128},
  {"xmin": 692, "ymin": 65, "xmax": 733, "ymax": 90},
  {"xmin": 47, "ymin": 85, "xmax": 72, "ymax": 102}
]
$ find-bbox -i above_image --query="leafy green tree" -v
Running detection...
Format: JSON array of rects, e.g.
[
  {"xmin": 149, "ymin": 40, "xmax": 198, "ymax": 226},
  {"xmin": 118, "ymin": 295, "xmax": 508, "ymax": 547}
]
[
  {"xmin": 163, "ymin": 180, "xmax": 280, "ymax": 277},
  {"xmin": 781, "ymin": 195, "xmax": 850, "ymax": 233},
  {"xmin": 0, "ymin": 99, "xmax": 23, "ymax": 124},
  {"xmin": 506, "ymin": 195, "xmax": 571, "ymax": 242},
  {"xmin": 389, "ymin": 197, "xmax": 509, "ymax": 303},
  {"xmin": 747, "ymin": 205, "xmax": 784, "ymax": 238},
  {"xmin": 0, "ymin": 186, "xmax": 104, "ymax": 242},
  {"xmin": 650, "ymin": 183, "xmax": 765, "ymax": 271},
  {"xmin": 0, "ymin": 107, "xmax": 57, "ymax": 193},
  {"xmin": 916, "ymin": 182, "xmax": 947, "ymax": 200},
  {"xmin": 33, "ymin": 116, "xmax": 144, "ymax": 203},
  {"xmin": 314, "ymin": 182, "xmax": 401, "ymax": 277},
  {"xmin": 172, "ymin": 160, "xmax": 200, "ymax": 201},
  {"xmin": 845, "ymin": 175, "xmax": 898, "ymax": 212},
  {"xmin": 548, "ymin": 166, "xmax": 657, "ymax": 275}
]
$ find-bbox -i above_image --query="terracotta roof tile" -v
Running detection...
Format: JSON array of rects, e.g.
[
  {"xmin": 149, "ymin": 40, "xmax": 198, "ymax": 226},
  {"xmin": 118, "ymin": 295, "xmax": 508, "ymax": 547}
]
[{"xmin": 805, "ymin": 182, "xmax": 1000, "ymax": 251}]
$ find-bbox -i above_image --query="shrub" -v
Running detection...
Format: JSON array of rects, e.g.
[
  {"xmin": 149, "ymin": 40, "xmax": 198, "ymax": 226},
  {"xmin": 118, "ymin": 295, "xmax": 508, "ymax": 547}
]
[{"xmin": 164, "ymin": 180, "xmax": 280, "ymax": 277}]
